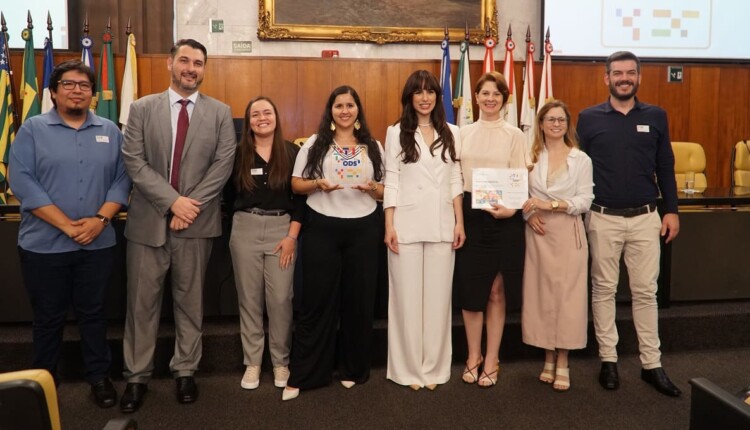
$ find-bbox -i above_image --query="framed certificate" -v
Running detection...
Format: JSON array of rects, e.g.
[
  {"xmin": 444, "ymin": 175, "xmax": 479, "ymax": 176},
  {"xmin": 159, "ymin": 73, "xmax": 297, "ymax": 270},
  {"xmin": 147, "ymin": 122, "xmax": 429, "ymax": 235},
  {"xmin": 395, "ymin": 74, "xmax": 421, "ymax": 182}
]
[
  {"xmin": 471, "ymin": 168, "xmax": 529, "ymax": 209},
  {"xmin": 328, "ymin": 144, "xmax": 369, "ymax": 185}
]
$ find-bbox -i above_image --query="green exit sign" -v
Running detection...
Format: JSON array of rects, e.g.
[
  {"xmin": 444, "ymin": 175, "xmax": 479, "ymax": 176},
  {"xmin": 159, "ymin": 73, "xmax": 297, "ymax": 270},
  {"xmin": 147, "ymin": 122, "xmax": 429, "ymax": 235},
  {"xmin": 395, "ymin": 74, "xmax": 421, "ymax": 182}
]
[
  {"xmin": 210, "ymin": 19, "xmax": 224, "ymax": 33},
  {"xmin": 668, "ymin": 66, "xmax": 683, "ymax": 83}
]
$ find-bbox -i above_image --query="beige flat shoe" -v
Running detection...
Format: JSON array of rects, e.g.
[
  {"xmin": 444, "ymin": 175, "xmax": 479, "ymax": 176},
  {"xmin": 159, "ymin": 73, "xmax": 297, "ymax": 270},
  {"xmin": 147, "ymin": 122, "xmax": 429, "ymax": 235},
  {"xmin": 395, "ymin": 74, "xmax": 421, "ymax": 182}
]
[{"xmin": 282, "ymin": 387, "xmax": 299, "ymax": 401}]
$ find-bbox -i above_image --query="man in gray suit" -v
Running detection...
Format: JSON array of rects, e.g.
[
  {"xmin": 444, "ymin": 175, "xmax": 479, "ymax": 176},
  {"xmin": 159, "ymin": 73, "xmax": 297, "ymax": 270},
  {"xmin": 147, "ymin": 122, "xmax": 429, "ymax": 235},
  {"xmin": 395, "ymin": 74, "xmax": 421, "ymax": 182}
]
[{"xmin": 119, "ymin": 39, "xmax": 236, "ymax": 412}]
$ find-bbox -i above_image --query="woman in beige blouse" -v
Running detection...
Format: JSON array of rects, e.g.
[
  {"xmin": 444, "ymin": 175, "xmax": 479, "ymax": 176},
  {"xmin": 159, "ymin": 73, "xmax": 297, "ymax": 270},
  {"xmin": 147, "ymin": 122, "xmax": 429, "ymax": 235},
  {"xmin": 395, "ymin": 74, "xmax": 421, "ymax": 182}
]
[
  {"xmin": 454, "ymin": 71, "xmax": 527, "ymax": 387},
  {"xmin": 521, "ymin": 100, "xmax": 593, "ymax": 392}
]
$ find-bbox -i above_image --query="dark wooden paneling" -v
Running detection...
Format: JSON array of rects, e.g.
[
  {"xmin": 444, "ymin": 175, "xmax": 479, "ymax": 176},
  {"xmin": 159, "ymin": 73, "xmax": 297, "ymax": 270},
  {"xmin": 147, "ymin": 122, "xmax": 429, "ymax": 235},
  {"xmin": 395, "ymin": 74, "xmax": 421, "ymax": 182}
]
[
  {"xmin": 717, "ymin": 66, "xmax": 750, "ymax": 186},
  {"xmin": 68, "ymin": 0, "xmax": 172, "ymax": 54},
  {"xmin": 8, "ymin": 52, "xmax": 750, "ymax": 187},
  {"xmin": 685, "ymin": 67, "xmax": 720, "ymax": 186}
]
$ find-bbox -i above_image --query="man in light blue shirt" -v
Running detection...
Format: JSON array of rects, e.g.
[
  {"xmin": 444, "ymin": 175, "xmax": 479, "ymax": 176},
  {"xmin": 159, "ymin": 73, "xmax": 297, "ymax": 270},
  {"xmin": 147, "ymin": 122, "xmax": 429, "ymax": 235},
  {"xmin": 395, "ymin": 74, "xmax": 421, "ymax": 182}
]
[{"xmin": 9, "ymin": 60, "xmax": 131, "ymax": 408}]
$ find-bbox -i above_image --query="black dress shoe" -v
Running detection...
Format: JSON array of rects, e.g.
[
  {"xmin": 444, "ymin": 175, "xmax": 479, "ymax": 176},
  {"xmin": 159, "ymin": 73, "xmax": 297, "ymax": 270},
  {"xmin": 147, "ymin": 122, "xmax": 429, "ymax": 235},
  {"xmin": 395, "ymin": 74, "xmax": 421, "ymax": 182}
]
[
  {"xmin": 641, "ymin": 367, "xmax": 681, "ymax": 397},
  {"xmin": 176, "ymin": 376, "xmax": 198, "ymax": 404},
  {"xmin": 90, "ymin": 378, "xmax": 117, "ymax": 408},
  {"xmin": 599, "ymin": 362, "xmax": 620, "ymax": 390},
  {"xmin": 120, "ymin": 383, "xmax": 147, "ymax": 413}
]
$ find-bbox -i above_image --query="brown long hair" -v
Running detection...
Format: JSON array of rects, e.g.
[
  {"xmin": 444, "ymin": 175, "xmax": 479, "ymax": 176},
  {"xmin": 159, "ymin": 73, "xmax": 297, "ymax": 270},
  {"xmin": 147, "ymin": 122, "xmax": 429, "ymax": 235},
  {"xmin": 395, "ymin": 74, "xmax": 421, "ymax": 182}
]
[
  {"xmin": 530, "ymin": 100, "xmax": 579, "ymax": 164},
  {"xmin": 234, "ymin": 96, "xmax": 293, "ymax": 192},
  {"xmin": 396, "ymin": 70, "xmax": 457, "ymax": 164}
]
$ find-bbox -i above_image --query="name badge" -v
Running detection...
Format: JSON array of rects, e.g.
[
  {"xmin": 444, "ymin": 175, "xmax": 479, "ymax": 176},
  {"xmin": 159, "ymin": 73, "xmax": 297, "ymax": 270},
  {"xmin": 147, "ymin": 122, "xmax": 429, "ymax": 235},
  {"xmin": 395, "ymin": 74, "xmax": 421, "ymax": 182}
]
[
  {"xmin": 250, "ymin": 168, "xmax": 264, "ymax": 175},
  {"xmin": 636, "ymin": 125, "xmax": 650, "ymax": 133},
  {"xmin": 95, "ymin": 135, "xmax": 110, "ymax": 143}
]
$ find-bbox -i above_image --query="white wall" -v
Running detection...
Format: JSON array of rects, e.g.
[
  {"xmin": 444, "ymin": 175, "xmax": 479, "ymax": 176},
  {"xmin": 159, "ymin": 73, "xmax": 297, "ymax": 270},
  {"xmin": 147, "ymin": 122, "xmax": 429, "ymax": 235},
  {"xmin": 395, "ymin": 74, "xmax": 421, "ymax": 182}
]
[{"xmin": 176, "ymin": 0, "xmax": 540, "ymax": 61}]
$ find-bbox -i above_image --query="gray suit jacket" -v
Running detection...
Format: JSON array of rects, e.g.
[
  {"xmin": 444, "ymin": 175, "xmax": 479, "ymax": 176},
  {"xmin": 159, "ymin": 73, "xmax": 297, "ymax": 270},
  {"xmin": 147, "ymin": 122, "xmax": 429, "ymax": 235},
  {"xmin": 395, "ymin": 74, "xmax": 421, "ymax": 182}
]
[{"xmin": 122, "ymin": 91, "xmax": 236, "ymax": 247}]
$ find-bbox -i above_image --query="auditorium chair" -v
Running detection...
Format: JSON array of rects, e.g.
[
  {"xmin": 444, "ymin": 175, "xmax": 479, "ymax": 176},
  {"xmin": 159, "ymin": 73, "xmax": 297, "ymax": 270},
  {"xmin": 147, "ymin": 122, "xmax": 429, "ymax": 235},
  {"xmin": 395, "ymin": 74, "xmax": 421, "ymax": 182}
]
[
  {"xmin": 689, "ymin": 377, "xmax": 750, "ymax": 429},
  {"xmin": 731, "ymin": 140, "xmax": 750, "ymax": 187},
  {"xmin": 0, "ymin": 369, "xmax": 137, "ymax": 430},
  {"xmin": 671, "ymin": 141, "xmax": 708, "ymax": 190}
]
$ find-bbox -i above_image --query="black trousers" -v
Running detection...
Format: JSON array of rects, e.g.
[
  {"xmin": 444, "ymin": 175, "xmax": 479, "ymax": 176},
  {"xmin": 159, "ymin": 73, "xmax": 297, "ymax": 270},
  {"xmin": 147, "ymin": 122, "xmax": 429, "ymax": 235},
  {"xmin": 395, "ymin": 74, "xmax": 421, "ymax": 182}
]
[
  {"xmin": 288, "ymin": 208, "xmax": 380, "ymax": 389},
  {"xmin": 18, "ymin": 246, "xmax": 114, "ymax": 384}
]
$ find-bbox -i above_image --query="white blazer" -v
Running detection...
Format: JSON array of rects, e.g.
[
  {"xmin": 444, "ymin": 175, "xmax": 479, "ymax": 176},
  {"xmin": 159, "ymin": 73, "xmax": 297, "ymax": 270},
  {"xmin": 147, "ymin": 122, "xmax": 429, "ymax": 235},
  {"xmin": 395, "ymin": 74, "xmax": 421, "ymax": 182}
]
[{"xmin": 383, "ymin": 123, "xmax": 463, "ymax": 244}]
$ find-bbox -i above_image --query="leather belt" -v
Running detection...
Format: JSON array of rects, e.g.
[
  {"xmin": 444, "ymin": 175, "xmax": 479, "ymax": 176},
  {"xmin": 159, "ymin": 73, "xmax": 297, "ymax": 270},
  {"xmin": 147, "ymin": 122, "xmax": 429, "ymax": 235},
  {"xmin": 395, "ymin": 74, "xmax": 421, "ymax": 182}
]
[
  {"xmin": 242, "ymin": 208, "xmax": 288, "ymax": 216},
  {"xmin": 591, "ymin": 203, "xmax": 656, "ymax": 218}
]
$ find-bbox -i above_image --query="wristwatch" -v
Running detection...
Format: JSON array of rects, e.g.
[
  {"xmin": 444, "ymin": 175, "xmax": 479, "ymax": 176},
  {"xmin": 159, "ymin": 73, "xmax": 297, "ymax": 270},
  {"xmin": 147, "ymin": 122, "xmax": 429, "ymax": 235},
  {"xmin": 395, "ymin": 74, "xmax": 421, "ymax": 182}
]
[
  {"xmin": 550, "ymin": 200, "xmax": 559, "ymax": 212},
  {"xmin": 95, "ymin": 213, "xmax": 111, "ymax": 225}
]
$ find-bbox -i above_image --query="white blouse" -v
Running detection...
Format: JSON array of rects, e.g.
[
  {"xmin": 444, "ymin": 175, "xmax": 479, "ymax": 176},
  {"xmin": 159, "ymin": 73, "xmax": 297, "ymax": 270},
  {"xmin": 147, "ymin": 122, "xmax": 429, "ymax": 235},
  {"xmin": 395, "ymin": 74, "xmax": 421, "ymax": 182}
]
[
  {"xmin": 292, "ymin": 134, "xmax": 384, "ymax": 218},
  {"xmin": 526, "ymin": 147, "xmax": 594, "ymax": 218}
]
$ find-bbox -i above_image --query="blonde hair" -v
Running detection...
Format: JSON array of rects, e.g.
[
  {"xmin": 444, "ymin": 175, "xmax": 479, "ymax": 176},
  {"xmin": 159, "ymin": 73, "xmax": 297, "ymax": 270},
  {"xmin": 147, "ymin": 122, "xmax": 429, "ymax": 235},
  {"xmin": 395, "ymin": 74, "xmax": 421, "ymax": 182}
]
[{"xmin": 530, "ymin": 100, "xmax": 579, "ymax": 164}]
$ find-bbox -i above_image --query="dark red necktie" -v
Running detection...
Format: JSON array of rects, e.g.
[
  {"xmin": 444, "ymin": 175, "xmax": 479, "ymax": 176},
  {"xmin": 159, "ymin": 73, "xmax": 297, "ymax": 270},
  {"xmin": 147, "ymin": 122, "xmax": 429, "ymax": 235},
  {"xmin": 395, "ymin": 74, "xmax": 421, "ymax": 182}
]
[{"xmin": 170, "ymin": 99, "xmax": 190, "ymax": 191}]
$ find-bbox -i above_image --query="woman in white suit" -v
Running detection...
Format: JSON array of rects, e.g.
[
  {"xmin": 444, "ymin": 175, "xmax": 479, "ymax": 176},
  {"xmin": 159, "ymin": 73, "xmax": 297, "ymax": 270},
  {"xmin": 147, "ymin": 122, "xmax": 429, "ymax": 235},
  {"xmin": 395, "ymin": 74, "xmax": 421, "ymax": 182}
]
[{"xmin": 384, "ymin": 70, "xmax": 465, "ymax": 390}]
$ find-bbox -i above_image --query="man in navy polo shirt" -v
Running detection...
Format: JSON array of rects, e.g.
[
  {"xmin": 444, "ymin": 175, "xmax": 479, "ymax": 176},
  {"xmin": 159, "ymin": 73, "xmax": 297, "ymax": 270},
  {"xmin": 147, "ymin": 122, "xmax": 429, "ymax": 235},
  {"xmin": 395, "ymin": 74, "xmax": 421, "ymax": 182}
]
[{"xmin": 578, "ymin": 51, "xmax": 681, "ymax": 397}]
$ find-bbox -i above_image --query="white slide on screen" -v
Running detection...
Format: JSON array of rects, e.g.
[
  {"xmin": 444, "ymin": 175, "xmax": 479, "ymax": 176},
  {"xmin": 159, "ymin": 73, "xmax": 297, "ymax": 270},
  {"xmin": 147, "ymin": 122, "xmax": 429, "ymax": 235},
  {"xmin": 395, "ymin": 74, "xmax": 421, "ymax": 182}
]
[{"xmin": 543, "ymin": 0, "xmax": 750, "ymax": 61}]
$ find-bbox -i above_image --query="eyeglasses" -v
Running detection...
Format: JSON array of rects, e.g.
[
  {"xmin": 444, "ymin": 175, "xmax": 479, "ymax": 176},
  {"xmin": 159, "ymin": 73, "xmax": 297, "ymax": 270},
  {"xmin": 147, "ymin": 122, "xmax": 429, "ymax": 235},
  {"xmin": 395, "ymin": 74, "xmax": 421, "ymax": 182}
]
[
  {"xmin": 543, "ymin": 117, "xmax": 567, "ymax": 124},
  {"xmin": 58, "ymin": 80, "xmax": 93, "ymax": 91}
]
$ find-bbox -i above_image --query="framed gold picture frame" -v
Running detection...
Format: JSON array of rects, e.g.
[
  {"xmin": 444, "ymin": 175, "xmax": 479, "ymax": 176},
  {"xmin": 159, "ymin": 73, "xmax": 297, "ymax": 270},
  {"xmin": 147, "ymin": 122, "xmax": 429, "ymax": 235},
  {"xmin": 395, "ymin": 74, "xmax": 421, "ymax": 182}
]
[{"xmin": 258, "ymin": 0, "xmax": 498, "ymax": 45}]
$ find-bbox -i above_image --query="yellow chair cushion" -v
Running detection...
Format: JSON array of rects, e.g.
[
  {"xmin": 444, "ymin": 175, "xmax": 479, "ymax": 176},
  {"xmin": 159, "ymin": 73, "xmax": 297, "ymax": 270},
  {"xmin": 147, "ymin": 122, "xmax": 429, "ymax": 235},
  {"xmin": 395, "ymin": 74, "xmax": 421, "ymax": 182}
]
[
  {"xmin": 672, "ymin": 141, "xmax": 708, "ymax": 189},
  {"xmin": 734, "ymin": 140, "xmax": 750, "ymax": 187}
]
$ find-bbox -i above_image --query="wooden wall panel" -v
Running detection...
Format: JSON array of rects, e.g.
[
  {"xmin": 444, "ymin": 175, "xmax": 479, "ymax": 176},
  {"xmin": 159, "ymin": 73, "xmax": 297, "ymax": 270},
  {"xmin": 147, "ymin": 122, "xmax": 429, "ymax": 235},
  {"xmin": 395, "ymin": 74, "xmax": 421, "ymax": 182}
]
[
  {"xmin": 260, "ymin": 60, "xmax": 300, "ymax": 140},
  {"xmin": 297, "ymin": 60, "xmax": 331, "ymax": 138},
  {"xmin": 686, "ymin": 67, "xmax": 721, "ymax": 186},
  {"xmin": 717, "ymin": 66, "xmax": 750, "ymax": 186},
  {"xmin": 8, "ymin": 52, "xmax": 750, "ymax": 187},
  {"xmin": 221, "ymin": 59, "xmax": 263, "ymax": 119},
  {"xmin": 658, "ymin": 67, "xmax": 691, "ymax": 144},
  {"xmin": 68, "ymin": 0, "xmax": 172, "ymax": 54}
]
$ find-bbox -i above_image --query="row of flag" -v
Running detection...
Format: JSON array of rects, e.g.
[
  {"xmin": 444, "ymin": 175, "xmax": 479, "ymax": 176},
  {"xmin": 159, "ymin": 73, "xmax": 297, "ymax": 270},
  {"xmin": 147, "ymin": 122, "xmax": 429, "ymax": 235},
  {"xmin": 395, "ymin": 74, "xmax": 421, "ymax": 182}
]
[
  {"xmin": 439, "ymin": 26, "xmax": 556, "ymax": 153},
  {"xmin": 0, "ymin": 12, "xmax": 139, "ymax": 203}
]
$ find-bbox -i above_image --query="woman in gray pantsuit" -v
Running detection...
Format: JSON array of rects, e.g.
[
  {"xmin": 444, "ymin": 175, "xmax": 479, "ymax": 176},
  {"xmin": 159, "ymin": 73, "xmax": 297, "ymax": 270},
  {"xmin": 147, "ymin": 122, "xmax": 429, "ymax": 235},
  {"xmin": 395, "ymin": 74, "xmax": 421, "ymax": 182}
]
[{"xmin": 229, "ymin": 96, "xmax": 304, "ymax": 390}]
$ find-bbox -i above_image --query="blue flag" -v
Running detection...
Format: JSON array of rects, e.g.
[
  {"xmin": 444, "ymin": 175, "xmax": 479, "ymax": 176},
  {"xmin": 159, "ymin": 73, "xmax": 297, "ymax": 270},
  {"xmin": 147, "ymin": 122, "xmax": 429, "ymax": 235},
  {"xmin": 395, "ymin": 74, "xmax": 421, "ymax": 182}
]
[
  {"xmin": 81, "ymin": 34, "xmax": 95, "ymax": 76},
  {"xmin": 41, "ymin": 37, "xmax": 55, "ymax": 113},
  {"xmin": 440, "ymin": 36, "xmax": 455, "ymax": 124}
]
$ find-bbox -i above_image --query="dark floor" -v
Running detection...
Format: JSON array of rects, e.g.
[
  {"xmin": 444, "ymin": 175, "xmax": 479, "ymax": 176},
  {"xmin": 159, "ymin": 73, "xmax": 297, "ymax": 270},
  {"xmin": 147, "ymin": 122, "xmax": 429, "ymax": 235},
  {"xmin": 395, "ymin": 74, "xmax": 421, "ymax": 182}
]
[{"xmin": 56, "ymin": 348, "xmax": 750, "ymax": 430}]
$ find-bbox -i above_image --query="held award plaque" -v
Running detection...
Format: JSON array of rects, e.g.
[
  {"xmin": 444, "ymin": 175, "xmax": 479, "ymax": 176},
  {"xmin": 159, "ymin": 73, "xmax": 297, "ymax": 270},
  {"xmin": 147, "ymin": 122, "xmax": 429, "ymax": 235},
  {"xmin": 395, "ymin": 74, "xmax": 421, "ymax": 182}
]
[{"xmin": 329, "ymin": 144, "xmax": 369, "ymax": 185}]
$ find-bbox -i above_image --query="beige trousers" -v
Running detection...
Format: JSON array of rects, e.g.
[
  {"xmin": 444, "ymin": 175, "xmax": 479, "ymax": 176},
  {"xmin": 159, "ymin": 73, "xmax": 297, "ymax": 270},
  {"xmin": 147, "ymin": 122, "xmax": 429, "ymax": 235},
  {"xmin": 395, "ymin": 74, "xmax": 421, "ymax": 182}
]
[
  {"xmin": 586, "ymin": 210, "xmax": 663, "ymax": 369},
  {"xmin": 386, "ymin": 242, "xmax": 454, "ymax": 387},
  {"xmin": 229, "ymin": 211, "xmax": 294, "ymax": 367}
]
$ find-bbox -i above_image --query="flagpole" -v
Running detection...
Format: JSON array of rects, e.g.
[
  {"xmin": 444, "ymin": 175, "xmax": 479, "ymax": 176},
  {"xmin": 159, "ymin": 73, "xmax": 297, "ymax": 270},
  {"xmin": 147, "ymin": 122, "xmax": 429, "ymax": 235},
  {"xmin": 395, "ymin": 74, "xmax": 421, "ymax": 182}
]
[
  {"xmin": 47, "ymin": 11, "xmax": 53, "ymax": 42},
  {"xmin": 0, "ymin": 13, "xmax": 20, "ymax": 131}
]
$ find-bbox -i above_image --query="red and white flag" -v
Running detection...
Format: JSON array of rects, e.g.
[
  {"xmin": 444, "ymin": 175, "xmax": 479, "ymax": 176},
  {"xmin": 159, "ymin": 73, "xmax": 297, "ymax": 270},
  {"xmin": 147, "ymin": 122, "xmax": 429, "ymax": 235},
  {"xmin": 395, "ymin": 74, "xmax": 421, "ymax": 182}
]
[
  {"xmin": 483, "ymin": 34, "xmax": 496, "ymax": 74},
  {"xmin": 502, "ymin": 25, "xmax": 518, "ymax": 127},
  {"xmin": 537, "ymin": 27, "xmax": 554, "ymax": 112}
]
